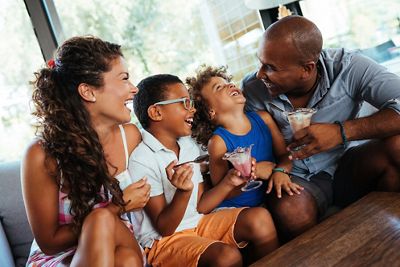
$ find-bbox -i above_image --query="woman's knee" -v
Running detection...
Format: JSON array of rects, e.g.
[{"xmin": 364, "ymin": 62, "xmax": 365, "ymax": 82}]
[
  {"xmin": 199, "ymin": 242, "xmax": 242, "ymax": 267},
  {"xmin": 82, "ymin": 208, "xmax": 116, "ymax": 233}
]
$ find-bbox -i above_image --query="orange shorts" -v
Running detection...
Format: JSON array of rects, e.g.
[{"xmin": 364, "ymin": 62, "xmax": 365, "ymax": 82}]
[{"xmin": 146, "ymin": 207, "xmax": 247, "ymax": 267}]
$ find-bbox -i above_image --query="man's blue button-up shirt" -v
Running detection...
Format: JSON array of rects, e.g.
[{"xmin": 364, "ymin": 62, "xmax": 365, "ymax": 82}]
[{"xmin": 242, "ymin": 48, "xmax": 400, "ymax": 180}]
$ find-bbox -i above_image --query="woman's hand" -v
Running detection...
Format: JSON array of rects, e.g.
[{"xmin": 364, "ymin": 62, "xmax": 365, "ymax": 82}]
[
  {"xmin": 123, "ymin": 178, "xmax": 151, "ymax": 211},
  {"xmin": 165, "ymin": 160, "xmax": 194, "ymax": 192}
]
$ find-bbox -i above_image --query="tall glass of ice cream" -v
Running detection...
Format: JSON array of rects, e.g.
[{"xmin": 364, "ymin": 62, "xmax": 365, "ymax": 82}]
[{"xmin": 285, "ymin": 108, "xmax": 316, "ymax": 151}]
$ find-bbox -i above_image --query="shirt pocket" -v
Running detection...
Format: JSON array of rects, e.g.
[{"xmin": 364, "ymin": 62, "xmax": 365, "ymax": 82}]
[{"xmin": 313, "ymin": 91, "xmax": 360, "ymax": 123}]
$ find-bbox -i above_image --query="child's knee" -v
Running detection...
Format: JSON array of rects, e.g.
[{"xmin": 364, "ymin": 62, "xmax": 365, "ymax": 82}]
[
  {"xmin": 238, "ymin": 207, "xmax": 276, "ymax": 237},
  {"xmin": 202, "ymin": 243, "xmax": 242, "ymax": 267}
]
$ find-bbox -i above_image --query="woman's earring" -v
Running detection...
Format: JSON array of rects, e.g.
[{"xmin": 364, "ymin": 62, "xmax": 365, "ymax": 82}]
[{"xmin": 92, "ymin": 97, "xmax": 96, "ymax": 102}]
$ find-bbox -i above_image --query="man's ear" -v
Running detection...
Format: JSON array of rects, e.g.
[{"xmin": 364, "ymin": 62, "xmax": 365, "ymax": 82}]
[
  {"xmin": 78, "ymin": 83, "xmax": 96, "ymax": 102},
  {"xmin": 302, "ymin": 61, "xmax": 317, "ymax": 80},
  {"xmin": 147, "ymin": 105, "xmax": 163, "ymax": 122}
]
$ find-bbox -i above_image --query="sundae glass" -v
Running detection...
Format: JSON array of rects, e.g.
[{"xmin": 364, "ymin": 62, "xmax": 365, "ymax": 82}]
[
  {"xmin": 222, "ymin": 144, "xmax": 262, "ymax": 191},
  {"xmin": 285, "ymin": 108, "xmax": 316, "ymax": 151}
]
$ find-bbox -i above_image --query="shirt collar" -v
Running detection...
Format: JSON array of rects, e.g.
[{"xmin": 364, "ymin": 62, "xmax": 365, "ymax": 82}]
[
  {"xmin": 141, "ymin": 129, "xmax": 167, "ymax": 153},
  {"xmin": 271, "ymin": 56, "xmax": 332, "ymax": 109},
  {"xmin": 307, "ymin": 57, "xmax": 331, "ymax": 108},
  {"xmin": 141, "ymin": 129, "xmax": 188, "ymax": 154}
]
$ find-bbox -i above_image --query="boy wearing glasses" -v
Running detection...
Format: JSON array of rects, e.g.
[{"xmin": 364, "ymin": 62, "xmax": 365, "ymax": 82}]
[{"xmin": 128, "ymin": 74, "xmax": 279, "ymax": 266}]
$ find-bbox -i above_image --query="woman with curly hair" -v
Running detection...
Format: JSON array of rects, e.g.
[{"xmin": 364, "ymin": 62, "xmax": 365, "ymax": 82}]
[
  {"xmin": 186, "ymin": 65, "xmax": 302, "ymax": 209},
  {"xmin": 21, "ymin": 36, "xmax": 150, "ymax": 267}
]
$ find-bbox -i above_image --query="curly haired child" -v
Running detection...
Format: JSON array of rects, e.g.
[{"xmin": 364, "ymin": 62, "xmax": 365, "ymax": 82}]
[{"xmin": 186, "ymin": 65, "xmax": 303, "ymax": 210}]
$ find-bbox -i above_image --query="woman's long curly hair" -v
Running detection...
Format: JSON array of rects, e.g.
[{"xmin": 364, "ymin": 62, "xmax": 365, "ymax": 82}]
[
  {"xmin": 186, "ymin": 65, "xmax": 232, "ymax": 150},
  {"xmin": 32, "ymin": 36, "xmax": 126, "ymax": 233}
]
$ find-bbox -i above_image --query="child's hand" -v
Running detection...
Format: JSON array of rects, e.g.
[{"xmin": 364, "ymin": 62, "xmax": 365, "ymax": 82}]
[
  {"xmin": 250, "ymin": 158, "xmax": 257, "ymax": 180},
  {"xmin": 266, "ymin": 172, "xmax": 303, "ymax": 198},
  {"xmin": 123, "ymin": 177, "xmax": 151, "ymax": 211},
  {"xmin": 255, "ymin": 161, "xmax": 276, "ymax": 180},
  {"xmin": 165, "ymin": 160, "xmax": 194, "ymax": 192},
  {"xmin": 221, "ymin": 168, "xmax": 246, "ymax": 188}
]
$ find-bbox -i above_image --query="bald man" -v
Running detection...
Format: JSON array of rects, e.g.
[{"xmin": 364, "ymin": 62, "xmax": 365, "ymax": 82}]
[{"xmin": 242, "ymin": 15, "xmax": 400, "ymax": 241}]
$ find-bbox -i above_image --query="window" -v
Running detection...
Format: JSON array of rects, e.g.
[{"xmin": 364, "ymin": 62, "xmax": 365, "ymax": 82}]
[
  {"xmin": 53, "ymin": 0, "xmax": 233, "ymax": 126},
  {"xmin": 203, "ymin": 0, "xmax": 263, "ymax": 82},
  {"xmin": 53, "ymin": 0, "xmax": 218, "ymax": 83},
  {"xmin": 0, "ymin": 0, "xmax": 44, "ymax": 161},
  {"xmin": 300, "ymin": 0, "xmax": 400, "ymax": 75}
]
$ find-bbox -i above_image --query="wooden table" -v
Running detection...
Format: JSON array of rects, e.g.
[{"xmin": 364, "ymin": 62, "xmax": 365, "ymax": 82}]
[{"xmin": 251, "ymin": 192, "xmax": 400, "ymax": 267}]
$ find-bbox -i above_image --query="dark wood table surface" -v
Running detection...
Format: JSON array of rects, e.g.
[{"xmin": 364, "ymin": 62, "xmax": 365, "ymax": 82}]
[{"xmin": 251, "ymin": 192, "xmax": 400, "ymax": 267}]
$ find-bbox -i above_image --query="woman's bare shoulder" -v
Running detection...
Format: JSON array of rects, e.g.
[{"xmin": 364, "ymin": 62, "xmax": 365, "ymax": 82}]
[{"xmin": 120, "ymin": 123, "xmax": 142, "ymax": 152}]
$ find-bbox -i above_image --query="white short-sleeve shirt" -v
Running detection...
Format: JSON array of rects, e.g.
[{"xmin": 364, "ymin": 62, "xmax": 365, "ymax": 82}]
[{"xmin": 128, "ymin": 129, "xmax": 203, "ymax": 248}]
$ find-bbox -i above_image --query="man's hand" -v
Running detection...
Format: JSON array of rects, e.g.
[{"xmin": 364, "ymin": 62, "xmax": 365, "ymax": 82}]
[
  {"xmin": 165, "ymin": 160, "xmax": 194, "ymax": 191},
  {"xmin": 287, "ymin": 123, "xmax": 342, "ymax": 160}
]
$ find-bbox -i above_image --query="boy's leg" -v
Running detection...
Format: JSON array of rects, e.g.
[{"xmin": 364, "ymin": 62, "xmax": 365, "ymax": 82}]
[
  {"xmin": 147, "ymin": 229, "xmax": 238, "ymax": 267},
  {"xmin": 198, "ymin": 242, "xmax": 242, "ymax": 267},
  {"xmin": 196, "ymin": 207, "xmax": 278, "ymax": 265},
  {"xmin": 333, "ymin": 137, "xmax": 400, "ymax": 207},
  {"xmin": 233, "ymin": 207, "xmax": 279, "ymax": 264}
]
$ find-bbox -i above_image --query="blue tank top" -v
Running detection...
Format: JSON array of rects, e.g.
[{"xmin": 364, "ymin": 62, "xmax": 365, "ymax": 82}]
[{"xmin": 214, "ymin": 112, "xmax": 275, "ymax": 208}]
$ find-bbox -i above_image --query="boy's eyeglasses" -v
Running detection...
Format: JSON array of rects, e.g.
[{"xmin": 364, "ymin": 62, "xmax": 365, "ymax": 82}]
[{"xmin": 154, "ymin": 97, "xmax": 194, "ymax": 110}]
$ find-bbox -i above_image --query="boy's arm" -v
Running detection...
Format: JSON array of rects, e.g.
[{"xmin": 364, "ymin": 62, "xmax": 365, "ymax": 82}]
[
  {"xmin": 145, "ymin": 189, "xmax": 192, "ymax": 236},
  {"xmin": 130, "ymin": 159, "xmax": 194, "ymax": 236}
]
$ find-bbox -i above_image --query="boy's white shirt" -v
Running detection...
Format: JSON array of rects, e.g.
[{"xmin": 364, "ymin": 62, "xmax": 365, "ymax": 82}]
[{"xmin": 127, "ymin": 129, "xmax": 203, "ymax": 248}]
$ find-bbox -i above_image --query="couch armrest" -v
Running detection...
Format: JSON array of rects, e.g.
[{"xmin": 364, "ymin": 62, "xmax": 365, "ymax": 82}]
[{"xmin": 0, "ymin": 221, "xmax": 15, "ymax": 267}]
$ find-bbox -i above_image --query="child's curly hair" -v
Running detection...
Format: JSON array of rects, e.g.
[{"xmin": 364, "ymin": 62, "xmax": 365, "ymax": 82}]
[{"xmin": 186, "ymin": 65, "xmax": 232, "ymax": 150}]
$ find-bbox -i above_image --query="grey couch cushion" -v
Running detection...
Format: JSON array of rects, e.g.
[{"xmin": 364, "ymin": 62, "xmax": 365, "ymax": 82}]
[
  {"xmin": 0, "ymin": 221, "xmax": 14, "ymax": 267},
  {"xmin": 0, "ymin": 161, "xmax": 33, "ymax": 267}
]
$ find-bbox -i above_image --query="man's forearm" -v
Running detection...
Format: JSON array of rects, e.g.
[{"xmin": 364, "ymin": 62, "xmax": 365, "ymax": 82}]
[{"xmin": 344, "ymin": 109, "xmax": 400, "ymax": 141}]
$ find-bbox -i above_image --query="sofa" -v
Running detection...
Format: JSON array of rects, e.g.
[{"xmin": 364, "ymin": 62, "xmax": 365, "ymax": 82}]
[
  {"xmin": 0, "ymin": 161, "xmax": 341, "ymax": 267},
  {"xmin": 0, "ymin": 161, "xmax": 33, "ymax": 267}
]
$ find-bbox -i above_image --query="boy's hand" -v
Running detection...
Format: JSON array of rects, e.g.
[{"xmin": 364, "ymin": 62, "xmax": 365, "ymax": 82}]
[
  {"xmin": 266, "ymin": 172, "xmax": 303, "ymax": 198},
  {"xmin": 166, "ymin": 160, "xmax": 194, "ymax": 192},
  {"xmin": 255, "ymin": 161, "xmax": 276, "ymax": 180},
  {"xmin": 123, "ymin": 177, "xmax": 151, "ymax": 211}
]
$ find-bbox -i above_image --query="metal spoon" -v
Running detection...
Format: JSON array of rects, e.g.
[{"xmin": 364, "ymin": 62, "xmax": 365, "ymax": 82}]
[{"xmin": 174, "ymin": 154, "xmax": 209, "ymax": 168}]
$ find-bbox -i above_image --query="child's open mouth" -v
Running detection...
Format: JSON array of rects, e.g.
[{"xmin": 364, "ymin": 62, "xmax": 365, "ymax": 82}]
[
  {"xmin": 229, "ymin": 89, "xmax": 241, "ymax": 96},
  {"xmin": 124, "ymin": 100, "xmax": 133, "ymax": 111},
  {"xmin": 184, "ymin": 117, "xmax": 193, "ymax": 127}
]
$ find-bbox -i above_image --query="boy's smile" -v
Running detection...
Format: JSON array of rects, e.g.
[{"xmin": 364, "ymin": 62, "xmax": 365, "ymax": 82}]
[{"xmin": 156, "ymin": 83, "xmax": 196, "ymax": 138}]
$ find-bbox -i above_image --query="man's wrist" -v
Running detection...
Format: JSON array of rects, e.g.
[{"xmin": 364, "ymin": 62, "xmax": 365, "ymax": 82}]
[{"xmin": 334, "ymin": 121, "xmax": 348, "ymax": 147}]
